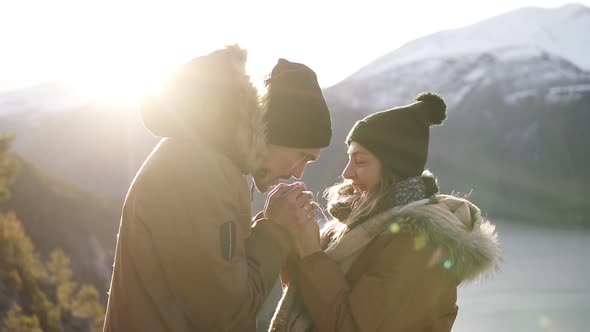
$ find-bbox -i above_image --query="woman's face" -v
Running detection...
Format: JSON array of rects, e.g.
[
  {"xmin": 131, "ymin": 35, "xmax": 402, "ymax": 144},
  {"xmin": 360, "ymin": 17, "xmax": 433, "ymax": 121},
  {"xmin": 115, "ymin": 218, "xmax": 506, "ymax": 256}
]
[{"xmin": 342, "ymin": 142, "xmax": 383, "ymax": 194}]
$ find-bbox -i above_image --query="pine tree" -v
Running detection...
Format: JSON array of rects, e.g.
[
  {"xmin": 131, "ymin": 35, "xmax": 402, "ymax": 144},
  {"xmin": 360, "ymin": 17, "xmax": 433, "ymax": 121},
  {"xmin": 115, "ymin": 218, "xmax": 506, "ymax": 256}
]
[
  {"xmin": 73, "ymin": 285, "xmax": 105, "ymax": 331},
  {"xmin": 0, "ymin": 212, "xmax": 43, "ymax": 295},
  {"xmin": 2, "ymin": 304, "xmax": 43, "ymax": 332},
  {"xmin": 48, "ymin": 249, "xmax": 106, "ymax": 331},
  {"xmin": 0, "ymin": 135, "xmax": 61, "ymax": 331},
  {"xmin": 0, "ymin": 134, "xmax": 19, "ymax": 200},
  {"xmin": 0, "ymin": 213, "xmax": 63, "ymax": 332},
  {"xmin": 48, "ymin": 249, "xmax": 77, "ymax": 312},
  {"xmin": 0, "ymin": 135, "xmax": 105, "ymax": 331}
]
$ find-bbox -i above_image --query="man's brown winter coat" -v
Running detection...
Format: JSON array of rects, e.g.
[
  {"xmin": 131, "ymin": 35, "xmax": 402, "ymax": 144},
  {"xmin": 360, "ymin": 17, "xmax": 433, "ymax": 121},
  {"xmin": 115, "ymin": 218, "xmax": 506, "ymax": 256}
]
[{"xmin": 103, "ymin": 46, "xmax": 289, "ymax": 332}]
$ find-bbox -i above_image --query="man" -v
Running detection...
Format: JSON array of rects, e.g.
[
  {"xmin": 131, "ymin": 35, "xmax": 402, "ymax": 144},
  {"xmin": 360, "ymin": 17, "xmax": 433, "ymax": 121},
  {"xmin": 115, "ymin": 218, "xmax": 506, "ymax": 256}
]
[{"xmin": 103, "ymin": 45, "xmax": 332, "ymax": 332}]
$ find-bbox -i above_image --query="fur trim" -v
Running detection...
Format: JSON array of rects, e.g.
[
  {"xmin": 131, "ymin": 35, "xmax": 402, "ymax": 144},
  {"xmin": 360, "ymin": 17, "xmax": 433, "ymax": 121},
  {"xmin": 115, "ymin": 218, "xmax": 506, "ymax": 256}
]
[
  {"xmin": 233, "ymin": 67, "xmax": 268, "ymax": 173},
  {"xmin": 384, "ymin": 195, "xmax": 501, "ymax": 282},
  {"xmin": 141, "ymin": 45, "xmax": 267, "ymax": 173}
]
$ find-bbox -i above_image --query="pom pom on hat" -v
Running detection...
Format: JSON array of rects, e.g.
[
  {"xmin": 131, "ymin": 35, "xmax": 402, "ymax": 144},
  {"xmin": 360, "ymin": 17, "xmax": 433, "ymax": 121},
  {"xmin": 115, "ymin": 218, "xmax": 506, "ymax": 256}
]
[{"xmin": 416, "ymin": 92, "xmax": 447, "ymax": 126}]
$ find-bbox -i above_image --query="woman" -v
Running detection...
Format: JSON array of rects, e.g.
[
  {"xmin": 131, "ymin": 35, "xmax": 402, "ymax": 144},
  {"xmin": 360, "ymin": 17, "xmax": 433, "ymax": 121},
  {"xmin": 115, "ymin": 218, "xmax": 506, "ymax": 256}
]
[{"xmin": 270, "ymin": 92, "xmax": 501, "ymax": 332}]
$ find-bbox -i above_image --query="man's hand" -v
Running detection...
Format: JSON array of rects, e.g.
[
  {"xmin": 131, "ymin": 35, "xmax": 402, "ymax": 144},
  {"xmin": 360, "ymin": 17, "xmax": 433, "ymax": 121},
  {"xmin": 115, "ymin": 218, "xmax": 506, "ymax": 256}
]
[{"xmin": 263, "ymin": 182, "xmax": 314, "ymax": 227}]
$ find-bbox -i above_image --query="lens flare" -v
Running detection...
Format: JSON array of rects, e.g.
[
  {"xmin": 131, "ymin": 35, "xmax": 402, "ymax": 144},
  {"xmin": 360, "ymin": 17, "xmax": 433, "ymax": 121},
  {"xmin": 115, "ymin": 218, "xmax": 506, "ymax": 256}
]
[
  {"xmin": 427, "ymin": 247, "xmax": 444, "ymax": 268},
  {"xmin": 538, "ymin": 315, "xmax": 552, "ymax": 329},
  {"xmin": 443, "ymin": 259, "xmax": 453, "ymax": 270},
  {"xmin": 389, "ymin": 223, "xmax": 401, "ymax": 234},
  {"xmin": 414, "ymin": 234, "xmax": 427, "ymax": 250}
]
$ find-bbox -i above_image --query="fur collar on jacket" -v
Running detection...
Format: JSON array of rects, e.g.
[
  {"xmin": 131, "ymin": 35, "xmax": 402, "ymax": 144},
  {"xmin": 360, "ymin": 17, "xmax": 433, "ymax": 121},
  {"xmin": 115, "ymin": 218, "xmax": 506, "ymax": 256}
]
[
  {"xmin": 326, "ymin": 191, "xmax": 501, "ymax": 282},
  {"xmin": 140, "ymin": 45, "xmax": 267, "ymax": 174},
  {"xmin": 387, "ymin": 194, "xmax": 501, "ymax": 282},
  {"xmin": 324, "ymin": 172, "xmax": 501, "ymax": 282}
]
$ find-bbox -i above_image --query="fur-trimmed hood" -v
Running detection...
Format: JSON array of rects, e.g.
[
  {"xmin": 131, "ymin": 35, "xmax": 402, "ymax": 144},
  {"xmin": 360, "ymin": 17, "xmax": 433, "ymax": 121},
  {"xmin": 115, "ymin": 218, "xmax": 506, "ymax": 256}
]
[
  {"xmin": 377, "ymin": 195, "xmax": 501, "ymax": 282},
  {"xmin": 140, "ymin": 45, "xmax": 267, "ymax": 174},
  {"xmin": 324, "ymin": 192, "xmax": 501, "ymax": 283}
]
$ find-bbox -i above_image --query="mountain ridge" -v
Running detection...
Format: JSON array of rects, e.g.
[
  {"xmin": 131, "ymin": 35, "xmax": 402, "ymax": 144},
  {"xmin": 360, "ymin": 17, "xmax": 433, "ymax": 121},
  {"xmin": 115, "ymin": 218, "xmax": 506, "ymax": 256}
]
[{"xmin": 346, "ymin": 4, "xmax": 590, "ymax": 84}]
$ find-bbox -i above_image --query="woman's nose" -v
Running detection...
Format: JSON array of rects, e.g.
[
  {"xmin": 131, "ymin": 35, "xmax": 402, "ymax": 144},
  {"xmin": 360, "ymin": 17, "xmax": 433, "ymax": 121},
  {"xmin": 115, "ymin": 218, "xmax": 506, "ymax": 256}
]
[{"xmin": 342, "ymin": 161, "xmax": 354, "ymax": 180}]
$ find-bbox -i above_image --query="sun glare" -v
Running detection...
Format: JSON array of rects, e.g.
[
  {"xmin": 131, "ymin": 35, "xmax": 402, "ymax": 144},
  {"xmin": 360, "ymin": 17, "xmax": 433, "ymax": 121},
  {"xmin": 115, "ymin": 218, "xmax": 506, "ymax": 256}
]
[
  {"xmin": 70, "ymin": 57, "xmax": 171, "ymax": 107},
  {"xmin": 71, "ymin": 47, "xmax": 269, "ymax": 107},
  {"xmin": 2, "ymin": 0, "xmax": 264, "ymax": 107},
  {"xmin": 69, "ymin": 44, "xmax": 280, "ymax": 107}
]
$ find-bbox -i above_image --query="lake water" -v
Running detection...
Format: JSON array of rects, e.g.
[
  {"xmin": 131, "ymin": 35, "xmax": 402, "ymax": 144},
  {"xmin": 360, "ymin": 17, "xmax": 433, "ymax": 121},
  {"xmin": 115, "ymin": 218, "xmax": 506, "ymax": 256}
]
[{"xmin": 453, "ymin": 222, "xmax": 590, "ymax": 332}]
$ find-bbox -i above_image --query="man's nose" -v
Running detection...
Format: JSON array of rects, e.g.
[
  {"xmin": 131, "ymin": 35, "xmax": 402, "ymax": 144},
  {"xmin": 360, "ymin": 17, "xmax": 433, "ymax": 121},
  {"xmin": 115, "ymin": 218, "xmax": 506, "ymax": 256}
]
[{"xmin": 291, "ymin": 163, "xmax": 306, "ymax": 180}]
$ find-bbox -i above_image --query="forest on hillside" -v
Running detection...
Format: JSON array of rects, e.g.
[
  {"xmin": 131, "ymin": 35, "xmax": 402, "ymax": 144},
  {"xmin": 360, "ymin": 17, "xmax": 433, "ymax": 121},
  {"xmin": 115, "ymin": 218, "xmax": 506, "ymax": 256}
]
[{"xmin": 0, "ymin": 134, "xmax": 104, "ymax": 332}]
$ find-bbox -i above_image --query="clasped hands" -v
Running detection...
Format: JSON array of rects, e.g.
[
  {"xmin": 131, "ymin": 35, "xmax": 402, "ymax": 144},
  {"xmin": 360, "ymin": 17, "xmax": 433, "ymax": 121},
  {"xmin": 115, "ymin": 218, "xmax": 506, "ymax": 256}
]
[{"xmin": 262, "ymin": 182, "xmax": 322, "ymax": 258}]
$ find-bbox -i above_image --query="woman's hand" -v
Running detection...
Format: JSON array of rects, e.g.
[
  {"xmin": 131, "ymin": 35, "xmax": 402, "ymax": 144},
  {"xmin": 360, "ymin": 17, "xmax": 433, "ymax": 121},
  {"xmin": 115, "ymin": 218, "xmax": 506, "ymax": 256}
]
[{"xmin": 291, "ymin": 216, "xmax": 322, "ymax": 258}]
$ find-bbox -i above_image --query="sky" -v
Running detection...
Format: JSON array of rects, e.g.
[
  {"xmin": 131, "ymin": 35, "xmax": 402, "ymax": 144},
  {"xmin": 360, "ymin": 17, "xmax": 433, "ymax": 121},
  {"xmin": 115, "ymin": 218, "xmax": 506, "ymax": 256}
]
[{"xmin": 0, "ymin": 0, "xmax": 588, "ymax": 104}]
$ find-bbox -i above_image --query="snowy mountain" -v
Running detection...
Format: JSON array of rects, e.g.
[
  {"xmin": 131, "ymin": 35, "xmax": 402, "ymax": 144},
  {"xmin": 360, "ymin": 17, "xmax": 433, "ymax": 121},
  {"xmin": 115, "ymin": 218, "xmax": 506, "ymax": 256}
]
[
  {"xmin": 326, "ymin": 45, "xmax": 590, "ymax": 111},
  {"xmin": 320, "ymin": 47, "xmax": 590, "ymax": 226},
  {"xmin": 319, "ymin": 5, "xmax": 590, "ymax": 226},
  {"xmin": 349, "ymin": 4, "xmax": 590, "ymax": 82}
]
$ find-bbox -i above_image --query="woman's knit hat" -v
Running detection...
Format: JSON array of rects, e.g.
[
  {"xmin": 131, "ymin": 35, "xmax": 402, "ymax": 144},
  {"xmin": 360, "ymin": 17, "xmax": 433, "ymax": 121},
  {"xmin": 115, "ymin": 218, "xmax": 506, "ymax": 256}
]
[{"xmin": 346, "ymin": 92, "xmax": 447, "ymax": 179}]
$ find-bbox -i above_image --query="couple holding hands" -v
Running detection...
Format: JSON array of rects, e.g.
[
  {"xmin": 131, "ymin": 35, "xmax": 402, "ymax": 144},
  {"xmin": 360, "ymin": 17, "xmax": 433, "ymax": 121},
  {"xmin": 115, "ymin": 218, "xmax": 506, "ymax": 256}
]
[{"xmin": 103, "ymin": 45, "xmax": 500, "ymax": 332}]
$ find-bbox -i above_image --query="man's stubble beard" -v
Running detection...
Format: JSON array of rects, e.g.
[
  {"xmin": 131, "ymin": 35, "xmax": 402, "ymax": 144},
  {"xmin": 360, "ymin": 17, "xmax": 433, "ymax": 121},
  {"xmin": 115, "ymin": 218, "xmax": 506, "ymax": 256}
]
[{"xmin": 252, "ymin": 168, "xmax": 271, "ymax": 193}]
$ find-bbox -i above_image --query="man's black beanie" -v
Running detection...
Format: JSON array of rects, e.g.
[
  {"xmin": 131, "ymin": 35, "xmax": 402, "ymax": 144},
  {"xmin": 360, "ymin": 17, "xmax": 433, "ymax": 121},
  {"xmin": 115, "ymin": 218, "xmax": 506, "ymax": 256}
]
[
  {"xmin": 346, "ymin": 92, "xmax": 447, "ymax": 179},
  {"xmin": 264, "ymin": 59, "xmax": 332, "ymax": 148}
]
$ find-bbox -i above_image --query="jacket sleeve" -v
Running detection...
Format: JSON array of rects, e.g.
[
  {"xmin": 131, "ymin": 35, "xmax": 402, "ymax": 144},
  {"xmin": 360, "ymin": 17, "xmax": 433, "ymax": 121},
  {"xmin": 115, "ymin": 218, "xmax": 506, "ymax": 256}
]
[
  {"xmin": 294, "ymin": 233, "xmax": 443, "ymax": 332},
  {"xmin": 131, "ymin": 172, "xmax": 291, "ymax": 330}
]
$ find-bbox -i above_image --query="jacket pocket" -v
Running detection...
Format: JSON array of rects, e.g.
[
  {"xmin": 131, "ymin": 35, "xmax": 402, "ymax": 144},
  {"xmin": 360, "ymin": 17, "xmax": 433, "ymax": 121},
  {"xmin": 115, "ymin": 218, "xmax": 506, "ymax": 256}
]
[{"xmin": 220, "ymin": 221, "xmax": 237, "ymax": 260}]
